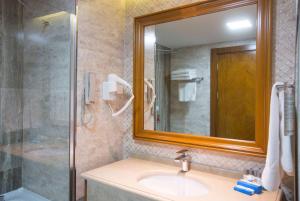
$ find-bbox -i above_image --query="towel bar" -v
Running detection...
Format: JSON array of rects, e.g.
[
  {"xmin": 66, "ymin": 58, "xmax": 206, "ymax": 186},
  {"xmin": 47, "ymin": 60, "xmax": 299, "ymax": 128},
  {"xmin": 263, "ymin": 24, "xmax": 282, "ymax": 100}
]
[
  {"xmin": 171, "ymin": 77, "xmax": 204, "ymax": 83},
  {"xmin": 276, "ymin": 83, "xmax": 294, "ymax": 89},
  {"xmin": 275, "ymin": 83, "xmax": 296, "ymax": 137}
]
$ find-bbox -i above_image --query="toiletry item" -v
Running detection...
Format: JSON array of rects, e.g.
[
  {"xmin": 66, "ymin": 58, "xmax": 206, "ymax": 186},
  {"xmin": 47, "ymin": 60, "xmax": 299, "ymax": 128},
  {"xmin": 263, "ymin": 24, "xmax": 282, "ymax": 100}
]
[
  {"xmin": 237, "ymin": 179, "xmax": 263, "ymax": 194},
  {"xmin": 243, "ymin": 168, "xmax": 255, "ymax": 182},
  {"xmin": 243, "ymin": 168, "xmax": 263, "ymax": 185},
  {"xmin": 234, "ymin": 185, "xmax": 255, "ymax": 196},
  {"xmin": 253, "ymin": 168, "xmax": 263, "ymax": 185},
  {"xmin": 243, "ymin": 174, "xmax": 255, "ymax": 182}
]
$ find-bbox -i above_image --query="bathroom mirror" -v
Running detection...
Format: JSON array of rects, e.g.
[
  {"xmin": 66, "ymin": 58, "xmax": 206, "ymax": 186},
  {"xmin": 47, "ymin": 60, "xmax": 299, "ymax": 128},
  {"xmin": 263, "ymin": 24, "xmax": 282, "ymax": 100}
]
[{"xmin": 134, "ymin": 0, "xmax": 272, "ymax": 157}]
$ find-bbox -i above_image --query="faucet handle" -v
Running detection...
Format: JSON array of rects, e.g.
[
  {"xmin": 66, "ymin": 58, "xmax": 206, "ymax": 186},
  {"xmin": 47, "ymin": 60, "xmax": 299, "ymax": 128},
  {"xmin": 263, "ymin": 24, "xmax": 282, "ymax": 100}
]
[{"xmin": 176, "ymin": 149, "xmax": 189, "ymax": 155}]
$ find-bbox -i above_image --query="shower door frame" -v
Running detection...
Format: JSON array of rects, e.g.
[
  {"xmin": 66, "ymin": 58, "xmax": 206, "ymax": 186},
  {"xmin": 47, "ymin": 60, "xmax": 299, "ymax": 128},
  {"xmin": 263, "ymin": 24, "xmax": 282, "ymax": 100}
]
[
  {"xmin": 0, "ymin": 0, "xmax": 78, "ymax": 200},
  {"xmin": 69, "ymin": 1, "xmax": 78, "ymax": 201},
  {"xmin": 296, "ymin": 0, "xmax": 300, "ymax": 199}
]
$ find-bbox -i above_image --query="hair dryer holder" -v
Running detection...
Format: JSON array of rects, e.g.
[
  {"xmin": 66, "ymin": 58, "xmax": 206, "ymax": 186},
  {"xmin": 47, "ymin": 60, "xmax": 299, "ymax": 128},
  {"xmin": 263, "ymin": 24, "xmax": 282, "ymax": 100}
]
[{"xmin": 102, "ymin": 74, "xmax": 134, "ymax": 117}]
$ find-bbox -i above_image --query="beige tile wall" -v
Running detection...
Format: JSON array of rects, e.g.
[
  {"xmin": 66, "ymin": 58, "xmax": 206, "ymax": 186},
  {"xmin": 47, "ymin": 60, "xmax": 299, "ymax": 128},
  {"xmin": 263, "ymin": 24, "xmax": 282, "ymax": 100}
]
[
  {"xmin": 76, "ymin": 0, "xmax": 126, "ymax": 199},
  {"xmin": 76, "ymin": 0, "xmax": 297, "ymax": 199}
]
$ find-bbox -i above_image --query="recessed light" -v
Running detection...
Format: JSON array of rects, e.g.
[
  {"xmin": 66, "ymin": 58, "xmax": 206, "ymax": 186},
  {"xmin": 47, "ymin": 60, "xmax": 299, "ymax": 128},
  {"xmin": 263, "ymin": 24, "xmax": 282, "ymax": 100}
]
[{"xmin": 226, "ymin": 20, "xmax": 252, "ymax": 30}]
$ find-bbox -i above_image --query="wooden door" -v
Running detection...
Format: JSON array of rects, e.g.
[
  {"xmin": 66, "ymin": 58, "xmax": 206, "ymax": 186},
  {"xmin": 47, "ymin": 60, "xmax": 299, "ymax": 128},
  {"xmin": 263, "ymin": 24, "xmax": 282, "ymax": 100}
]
[{"xmin": 211, "ymin": 45, "xmax": 256, "ymax": 141}]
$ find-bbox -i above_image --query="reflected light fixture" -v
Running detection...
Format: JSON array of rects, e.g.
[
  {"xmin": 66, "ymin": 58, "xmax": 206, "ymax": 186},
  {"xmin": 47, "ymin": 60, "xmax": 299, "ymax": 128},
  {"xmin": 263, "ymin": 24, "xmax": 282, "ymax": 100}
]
[
  {"xmin": 144, "ymin": 32, "xmax": 156, "ymax": 47},
  {"xmin": 226, "ymin": 20, "xmax": 252, "ymax": 30}
]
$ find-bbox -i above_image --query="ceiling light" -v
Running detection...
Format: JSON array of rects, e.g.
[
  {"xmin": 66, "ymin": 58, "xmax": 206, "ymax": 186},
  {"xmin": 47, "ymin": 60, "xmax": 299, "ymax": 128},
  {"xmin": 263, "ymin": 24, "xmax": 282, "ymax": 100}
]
[{"xmin": 226, "ymin": 20, "xmax": 252, "ymax": 30}]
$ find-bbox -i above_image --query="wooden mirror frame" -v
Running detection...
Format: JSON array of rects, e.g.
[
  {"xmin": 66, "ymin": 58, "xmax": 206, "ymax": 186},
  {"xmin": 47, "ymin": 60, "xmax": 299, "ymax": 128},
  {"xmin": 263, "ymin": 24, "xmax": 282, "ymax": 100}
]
[{"xmin": 133, "ymin": 0, "xmax": 272, "ymax": 157}]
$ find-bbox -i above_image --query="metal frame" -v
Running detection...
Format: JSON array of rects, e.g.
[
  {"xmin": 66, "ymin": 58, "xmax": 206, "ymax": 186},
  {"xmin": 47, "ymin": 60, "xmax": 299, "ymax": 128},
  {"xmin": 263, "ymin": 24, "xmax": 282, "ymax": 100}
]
[
  {"xmin": 295, "ymin": 0, "xmax": 300, "ymax": 199},
  {"xmin": 69, "ymin": 1, "xmax": 78, "ymax": 201},
  {"xmin": 276, "ymin": 83, "xmax": 295, "ymax": 89}
]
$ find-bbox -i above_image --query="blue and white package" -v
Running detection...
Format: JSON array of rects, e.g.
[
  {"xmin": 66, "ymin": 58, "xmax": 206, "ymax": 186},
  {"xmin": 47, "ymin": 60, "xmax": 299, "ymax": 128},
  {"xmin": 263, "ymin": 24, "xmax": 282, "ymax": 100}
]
[
  {"xmin": 237, "ymin": 179, "xmax": 263, "ymax": 194},
  {"xmin": 234, "ymin": 185, "xmax": 255, "ymax": 196}
]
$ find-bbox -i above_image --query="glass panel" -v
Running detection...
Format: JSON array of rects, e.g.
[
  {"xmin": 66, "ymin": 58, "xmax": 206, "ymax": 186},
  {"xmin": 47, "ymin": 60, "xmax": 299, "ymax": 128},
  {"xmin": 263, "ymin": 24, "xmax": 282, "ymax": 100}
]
[{"xmin": 0, "ymin": 0, "xmax": 75, "ymax": 201}]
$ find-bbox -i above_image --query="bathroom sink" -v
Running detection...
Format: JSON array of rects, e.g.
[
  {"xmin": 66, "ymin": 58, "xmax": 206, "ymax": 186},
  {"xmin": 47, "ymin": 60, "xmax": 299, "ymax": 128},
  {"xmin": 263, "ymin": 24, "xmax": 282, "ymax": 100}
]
[{"xmin": 138, "ymin": 173, "xmax": 209, "ymax": 197}]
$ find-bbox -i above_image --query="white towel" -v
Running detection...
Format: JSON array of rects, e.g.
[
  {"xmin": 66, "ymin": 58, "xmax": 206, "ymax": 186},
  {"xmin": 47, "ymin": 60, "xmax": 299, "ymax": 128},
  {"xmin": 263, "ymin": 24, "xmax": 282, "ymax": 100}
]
[
  {"xmin": 261, "ymin": 82, "xmax": 294, "ymax": 191},
  {"xmin": 262, "ymin": 82, "xmax": 283, "ymax": 191},
  {"xmin": 171, "ymin": 69, "xmax": 196, "ymax": 75},
  {"xmin": 171, "ymin": 75, "xmax": 197, "ymax": 80},
  {"xmin": 178, "ymin": 82, "xmax": 196, "ymax": 102}
]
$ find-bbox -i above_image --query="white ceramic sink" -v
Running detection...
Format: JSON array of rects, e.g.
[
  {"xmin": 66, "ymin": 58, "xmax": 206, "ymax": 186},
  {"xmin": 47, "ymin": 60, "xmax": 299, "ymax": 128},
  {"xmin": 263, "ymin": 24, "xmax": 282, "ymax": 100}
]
[{"xmin": 138, "ymin": 173, "xmax": 209, "ymax": 197}]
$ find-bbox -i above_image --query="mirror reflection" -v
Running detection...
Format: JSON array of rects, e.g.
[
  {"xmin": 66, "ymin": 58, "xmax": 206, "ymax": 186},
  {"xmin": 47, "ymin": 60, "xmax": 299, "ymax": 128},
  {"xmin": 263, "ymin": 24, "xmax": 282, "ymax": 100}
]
[{"xmin": 144, "ymin": 4, "xmax": 257, "ymax": 141}]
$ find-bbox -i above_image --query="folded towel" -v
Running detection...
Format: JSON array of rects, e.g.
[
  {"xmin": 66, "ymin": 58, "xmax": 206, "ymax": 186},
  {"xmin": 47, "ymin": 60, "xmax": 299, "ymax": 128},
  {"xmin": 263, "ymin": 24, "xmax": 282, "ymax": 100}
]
[
  {"xmin": 171, "ymin": 69, "xmax": 197, "ymax": 80},
  {"xmin": 171, "ymin": 75, "xmax": 197, "ymax": 80},
  {"xmin": 171, "ymin": 73, "xmax": 197, "ymax": 77},
  {"xmin": 171, "ymin": 69, "xmax": 196, "ymax": 75}
]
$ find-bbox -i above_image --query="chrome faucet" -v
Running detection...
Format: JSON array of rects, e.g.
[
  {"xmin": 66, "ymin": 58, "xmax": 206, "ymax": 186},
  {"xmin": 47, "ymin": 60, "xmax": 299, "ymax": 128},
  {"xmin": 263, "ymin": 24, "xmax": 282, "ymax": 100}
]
[{"xmin": 174, "ymin": 149, "xmax": 191, "ymax": 172}]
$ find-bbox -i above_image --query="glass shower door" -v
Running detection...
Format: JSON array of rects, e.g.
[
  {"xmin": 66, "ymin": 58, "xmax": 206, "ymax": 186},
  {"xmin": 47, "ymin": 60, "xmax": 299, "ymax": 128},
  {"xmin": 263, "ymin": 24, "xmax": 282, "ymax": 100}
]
[{"xmin": 0, "ymin": 0, "xmax": 76, "ymax": 201}]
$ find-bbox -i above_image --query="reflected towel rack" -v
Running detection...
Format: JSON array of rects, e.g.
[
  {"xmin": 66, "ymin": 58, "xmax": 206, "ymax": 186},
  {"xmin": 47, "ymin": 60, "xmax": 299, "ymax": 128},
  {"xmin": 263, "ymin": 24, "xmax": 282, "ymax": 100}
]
[
  {"xmin": 276, "ymin": 83, "xmax": 294, "ymax": 89},
  {"xmin": 171, "ymin": 77, "xmax": 204, "ymax": 83}
]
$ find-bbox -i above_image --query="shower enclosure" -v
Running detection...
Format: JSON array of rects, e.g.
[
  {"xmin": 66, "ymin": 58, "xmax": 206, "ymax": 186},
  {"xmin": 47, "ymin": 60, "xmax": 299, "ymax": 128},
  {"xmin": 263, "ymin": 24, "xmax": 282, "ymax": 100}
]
[{"xmin": 0, "ymin": 0, "xmax": 76, "ymax": 201}]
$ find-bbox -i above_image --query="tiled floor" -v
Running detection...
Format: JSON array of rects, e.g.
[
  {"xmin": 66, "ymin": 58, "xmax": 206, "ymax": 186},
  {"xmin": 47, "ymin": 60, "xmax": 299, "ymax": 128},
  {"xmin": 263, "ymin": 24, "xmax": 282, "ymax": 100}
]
[{"xmin": 4, "ymin": 188, "xmax": 49, "ymax": 201}]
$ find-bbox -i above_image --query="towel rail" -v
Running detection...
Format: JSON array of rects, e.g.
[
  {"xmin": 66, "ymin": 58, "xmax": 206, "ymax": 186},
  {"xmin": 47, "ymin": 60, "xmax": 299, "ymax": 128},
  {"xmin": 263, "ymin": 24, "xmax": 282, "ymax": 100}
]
[
  {"xmin": 276, "ymin": 82, "xmax": 296, "ymax": 137},
  {"xmin": 276, "ymin": 83, "xmax": 295, "ymax": 89},
  {"xmin": 171, "ymin": 77, "xmax": 204, "ymax": 83}
]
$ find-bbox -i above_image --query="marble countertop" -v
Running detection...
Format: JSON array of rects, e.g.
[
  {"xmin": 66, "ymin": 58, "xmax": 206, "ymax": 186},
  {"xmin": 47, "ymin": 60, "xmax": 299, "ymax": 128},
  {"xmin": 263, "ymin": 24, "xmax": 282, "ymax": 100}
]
[{"xmin": 82, "ymin": 158, "xmax": 281, "ymax": 201}]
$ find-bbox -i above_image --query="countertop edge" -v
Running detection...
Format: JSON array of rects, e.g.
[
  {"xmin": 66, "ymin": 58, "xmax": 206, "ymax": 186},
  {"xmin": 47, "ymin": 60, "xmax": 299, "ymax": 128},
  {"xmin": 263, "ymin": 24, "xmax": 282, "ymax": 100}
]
[{"xmin": 82, "ymin": 172, "xmax": 173, "ymax": 201}]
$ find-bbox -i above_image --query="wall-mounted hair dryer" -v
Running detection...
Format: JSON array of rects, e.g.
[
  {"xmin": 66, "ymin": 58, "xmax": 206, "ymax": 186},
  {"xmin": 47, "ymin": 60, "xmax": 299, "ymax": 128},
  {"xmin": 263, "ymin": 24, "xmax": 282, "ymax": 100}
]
[{"xmin": 102, "ymin": 74, "xmax": 134, "ymax": 117}]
